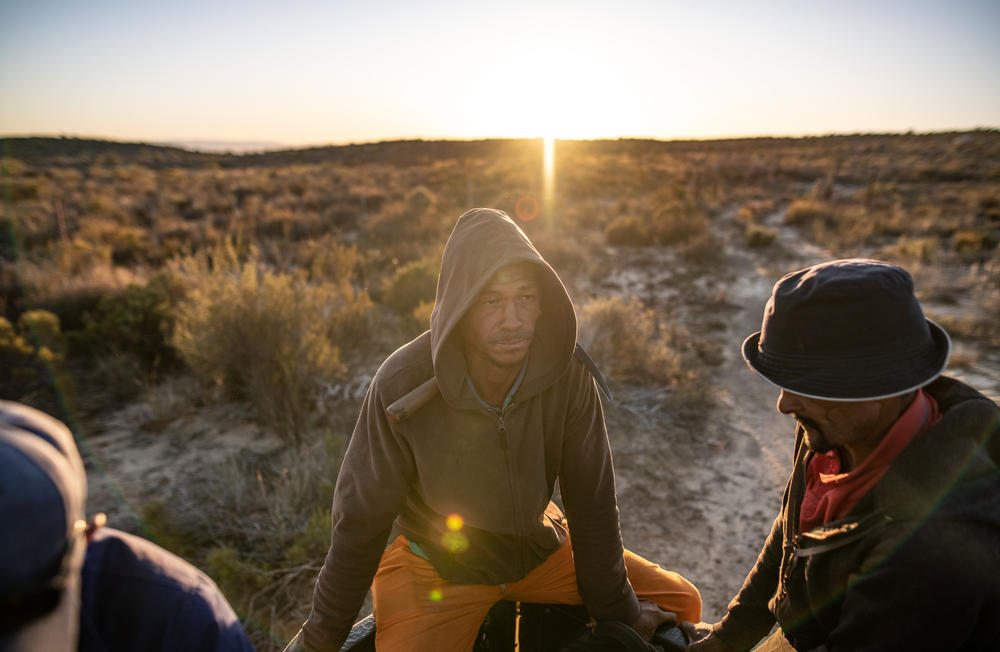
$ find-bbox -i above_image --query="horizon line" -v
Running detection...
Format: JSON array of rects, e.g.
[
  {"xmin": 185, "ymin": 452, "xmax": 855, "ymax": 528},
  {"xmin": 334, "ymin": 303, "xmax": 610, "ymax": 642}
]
[{"xmin": 2, "ymin": 126, "xmax": 999, "ymax": 155}]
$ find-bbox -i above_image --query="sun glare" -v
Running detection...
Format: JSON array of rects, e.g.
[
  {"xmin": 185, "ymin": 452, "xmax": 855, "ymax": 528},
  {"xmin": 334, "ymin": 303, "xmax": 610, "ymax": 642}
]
[{"xmin": 543, "ymin": 137, "xmax": 556, "ymax": 219}]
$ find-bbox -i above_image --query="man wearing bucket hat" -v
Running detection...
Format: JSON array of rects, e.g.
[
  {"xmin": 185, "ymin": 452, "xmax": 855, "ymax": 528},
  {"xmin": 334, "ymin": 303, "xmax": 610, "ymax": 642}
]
[
  {"xmin": 683, "ymin": 259, "xmax": 1000, "ymax": 651},
  {"xmin": 0, "ymin": 401, "xmax": 255, "ymax": 652}
]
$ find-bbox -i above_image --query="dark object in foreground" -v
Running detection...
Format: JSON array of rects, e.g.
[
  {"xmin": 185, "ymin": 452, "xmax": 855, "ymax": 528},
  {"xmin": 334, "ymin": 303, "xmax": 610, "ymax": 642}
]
[{"xmin": 339, "ymin": 601, "xmax": 687, "ymax": 651}]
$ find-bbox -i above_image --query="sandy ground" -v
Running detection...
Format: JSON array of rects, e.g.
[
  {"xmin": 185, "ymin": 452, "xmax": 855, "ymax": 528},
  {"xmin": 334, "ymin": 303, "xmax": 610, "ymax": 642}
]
[
  {"xmin": 82, "ymin": 204, "xmax": 998, "ymax": 632},
  {"xmin": 595, "ymin": 207, "xmax": 828, "ymax": 621}
]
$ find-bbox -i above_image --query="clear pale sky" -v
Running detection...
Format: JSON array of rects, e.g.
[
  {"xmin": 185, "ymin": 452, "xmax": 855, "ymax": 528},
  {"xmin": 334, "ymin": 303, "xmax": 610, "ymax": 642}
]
[{"xmin": 2, "ymin": 0, "xmax": 998, "ymax": 147}]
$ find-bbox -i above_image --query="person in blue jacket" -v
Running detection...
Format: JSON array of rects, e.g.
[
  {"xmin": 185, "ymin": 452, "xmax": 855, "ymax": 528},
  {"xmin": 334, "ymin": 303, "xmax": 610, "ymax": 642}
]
[{"xmin": 0, "ymin": 400, "xmax": 256, "ymax": 652}]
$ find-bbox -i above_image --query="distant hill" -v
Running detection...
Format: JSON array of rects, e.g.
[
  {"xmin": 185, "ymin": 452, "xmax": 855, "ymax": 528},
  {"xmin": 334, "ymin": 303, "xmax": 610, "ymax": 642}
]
[
  {"xmin": 3, "ymin": 130, "xmax": 997, "ymax": 171},
  {"xmin": 160, "ymin": 139, "xmax": 289, "ymax": 154},
  {"xmin": 1, "ymin": 137, "xmax": 220, "ymax": 168},
  {"xmin": 0, "ymin": 135, "xmax": 546, "ymax": 168}
]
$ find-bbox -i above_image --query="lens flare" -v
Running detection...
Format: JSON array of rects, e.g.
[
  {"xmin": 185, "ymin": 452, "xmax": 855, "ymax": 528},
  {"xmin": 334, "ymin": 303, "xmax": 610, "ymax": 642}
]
[
  {"xmin": 429, "ymin": 589, "xmax": 443, "ymax": 602},
  {"xmin": 441, "ymin": 531, "xmax": 469, "ymax": 554},
  {"xmin": 515, "ymin": 195, "xmax": 540, "ymax": 222},
  {"xmin": 446, "ymin": 513, "xmax": 464, "ymax": 531}
]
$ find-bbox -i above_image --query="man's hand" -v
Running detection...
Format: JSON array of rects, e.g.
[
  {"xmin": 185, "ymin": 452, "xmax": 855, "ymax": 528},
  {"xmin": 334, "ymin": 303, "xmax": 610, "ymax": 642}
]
[
  {"xmin": 680, "ymin": 621, "xmax": 736, "ymax": 651},
  {"xmin": 631, "ymin": 600, "xmax": 678, "ymax": 641}
]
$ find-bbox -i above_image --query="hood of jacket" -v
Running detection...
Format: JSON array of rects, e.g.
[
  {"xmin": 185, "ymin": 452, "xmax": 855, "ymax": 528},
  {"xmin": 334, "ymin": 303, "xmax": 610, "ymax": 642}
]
[{"xmin": 429, "ymin": 208, "xmax": 577, "ymax": 406}]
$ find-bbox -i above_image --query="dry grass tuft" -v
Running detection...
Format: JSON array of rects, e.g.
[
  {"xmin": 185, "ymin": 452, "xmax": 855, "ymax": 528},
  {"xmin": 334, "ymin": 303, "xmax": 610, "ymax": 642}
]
[{"xmin": 170, "ymin": 243, "xmax": 357, "ymax": 442}]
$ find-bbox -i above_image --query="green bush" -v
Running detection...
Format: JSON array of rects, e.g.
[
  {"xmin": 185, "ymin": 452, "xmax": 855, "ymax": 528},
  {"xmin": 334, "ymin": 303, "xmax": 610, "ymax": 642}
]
[
  {"xmin": 205, "ymin": 545, "xmax": 268, "ymax": 600},
  {"xmin": 171, "ymin": 244, "xmax": 349, "ymax": 442},
  {"xmin": 141, "ymin": 500, "xmax": 201, "ymax": 557},
  {"xmin": 0, "ymin": 312, "xmax": 75, "ymax": 411},
  {"xmin": 18, "ymin": 309, "xmax": 65, "ymax": 357},
  {"xmin": 284, "ymin": 508, "xmax": 332, "ymax": 566},
  {"xmin": 73, "ymin": 277, "xmax": 176, "ymax": 372},
  {"xmin": 0, "ymin": 316, "xmax": 40, "ymax": 373}
]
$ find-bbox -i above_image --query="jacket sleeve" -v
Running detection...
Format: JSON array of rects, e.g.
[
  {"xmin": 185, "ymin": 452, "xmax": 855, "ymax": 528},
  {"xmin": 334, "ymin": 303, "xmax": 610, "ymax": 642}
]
[
  {"xmin": 712, "ymin": 512, "xmax": 783, "ymax": 650},
  {"xmin": 557, "ymin": 362, "xmax": 641, "ymax": 625},
  {"xmin": 300, "ymin": 379, "xmax": 416, "ymax": 652}
]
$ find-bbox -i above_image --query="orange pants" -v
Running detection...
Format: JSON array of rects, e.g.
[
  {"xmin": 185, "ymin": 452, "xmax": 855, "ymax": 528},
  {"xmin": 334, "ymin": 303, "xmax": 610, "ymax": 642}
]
[{"xmin": 371, "ymin": 535, "xmax": 701, "ymax": 651}]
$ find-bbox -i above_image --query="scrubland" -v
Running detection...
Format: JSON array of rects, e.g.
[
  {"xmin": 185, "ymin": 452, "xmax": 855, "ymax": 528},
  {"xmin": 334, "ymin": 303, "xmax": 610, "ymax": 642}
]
[{"xmin": 2, "ymin": 132, "xmax": 998, "ymax": 649}]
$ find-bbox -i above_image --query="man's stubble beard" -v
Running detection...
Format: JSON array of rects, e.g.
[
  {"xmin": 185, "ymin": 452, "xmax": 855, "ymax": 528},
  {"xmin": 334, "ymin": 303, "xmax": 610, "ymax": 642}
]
[
  {"xmin": 799, "ymin": 416, "xmax": 834, "ymax": 454},
  {"xmin": 486, "ymin": 351, "xmax": 528, "ymax": 370},
  {"xmin": 486, "ymin": 334, "xmax": 532, "ymax": 370}
]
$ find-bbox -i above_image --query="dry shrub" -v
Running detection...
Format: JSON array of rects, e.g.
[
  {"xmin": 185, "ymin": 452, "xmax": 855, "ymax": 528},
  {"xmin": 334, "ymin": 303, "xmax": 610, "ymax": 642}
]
[
  {"xmin": 578, "ymin": 295, "xmax": 712, "ymax": 408},
  {"xmin": 15, "ymin": 257, "xmax": 141, "ymax": 332},
  {"xmin": 301, "ymin": 239, "xmax": 360, "ymax": 287},
  {"xmin": 784, "ymin": 199, "xmax": 833, "ymax": 226},
  {"xmin": 139, "ymin": 434, "xmax": 346, "ymax": 650},
  {"xmin": 383, "ymin": 256, "xmax": 438, "ymax": 315},
  {"xmin": 737, "ymin": 199, "xmax": 776, "ymax": 224},
  {"xmin": 678, "ymin": 229, "xmax": 723, "ymax": 264},
  {"xmin": 745, "ymin": 223, "xmax": 777, "ymax": 248},
  {"xmin": 604, "ymin": 215, "xmax": 647, "ymax": 246},
  {"xmin": 529, "ymin": 226, "xmax": 602, "ymax": 289},
  {"xmin": 878, "ymin": 236, "xmax": 938, "ymax": 264},
  {"xmin": 171, "ymin": 243, "xmax": 352, "ymax": 442},
  {"xmin": 47, "ymin": 238, "xmax": 113, "ymax": 275},
  {"xmin": 578, "ymin": 295, "xmax": 682, "ymax": 384},
  {"xmin": 953, "ymin": 230, "xmax": 999, "ymax": 254},
  {"xmin": 934, "ymin": 254, "xmax": 1000, "ymax": 342},
  {"xmin": 655, "ymin": 205, "xmax": 709, "ymax": 245},
  {"xmin": 412, "ymin": 300, "xmax": 434, "ymax": 331}
]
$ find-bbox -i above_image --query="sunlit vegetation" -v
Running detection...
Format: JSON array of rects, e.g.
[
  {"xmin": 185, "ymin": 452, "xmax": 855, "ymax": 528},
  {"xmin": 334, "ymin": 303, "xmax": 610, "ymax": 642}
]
[{"xmin": 2, "ymin": 131, "xmax": 998, "ymax": 649}]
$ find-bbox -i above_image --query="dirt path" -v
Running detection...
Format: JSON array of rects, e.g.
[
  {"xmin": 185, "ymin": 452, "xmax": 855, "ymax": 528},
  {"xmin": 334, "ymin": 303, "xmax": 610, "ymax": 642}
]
[{"xmin": 601, "ymin": 205, "xmax": 832, "ymax": 621}]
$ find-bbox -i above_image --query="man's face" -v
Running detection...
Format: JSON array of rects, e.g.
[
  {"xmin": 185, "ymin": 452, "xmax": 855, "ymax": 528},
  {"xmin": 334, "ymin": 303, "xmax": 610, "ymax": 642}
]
[
  {"xmin": 460, "ymin": 262, "xmax": 542, "ymax": 371},
  {"xmin": 776, "ymin": 390, "xmax": 900, "ymax": 456}
]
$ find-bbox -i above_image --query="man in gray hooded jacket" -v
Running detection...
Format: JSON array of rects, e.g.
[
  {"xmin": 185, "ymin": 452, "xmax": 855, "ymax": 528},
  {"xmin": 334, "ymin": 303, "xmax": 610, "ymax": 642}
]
[{"xmin": 289, "ymin": 208, "xmax": 701, "ymax": 651}]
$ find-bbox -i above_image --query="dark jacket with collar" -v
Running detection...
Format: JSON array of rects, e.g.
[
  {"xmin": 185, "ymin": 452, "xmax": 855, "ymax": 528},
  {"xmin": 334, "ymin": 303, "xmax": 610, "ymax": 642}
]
[
  {"xmin": 713, "ymin": 376, "xmax": 1000, "ymax": 651},
  {"xmin": 79, "ymin": 527, "xmax": 255, "ymax": 652},
  {"xmin": 301, "ymin": 208, "xmax": 639, "ymax": 651}
]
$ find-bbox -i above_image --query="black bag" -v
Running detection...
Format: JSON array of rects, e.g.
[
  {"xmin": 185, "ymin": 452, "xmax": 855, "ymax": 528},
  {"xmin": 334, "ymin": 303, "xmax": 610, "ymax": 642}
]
[{"xmin": 558, "ymin": 621, "xmax": 687, "ymax": 652}]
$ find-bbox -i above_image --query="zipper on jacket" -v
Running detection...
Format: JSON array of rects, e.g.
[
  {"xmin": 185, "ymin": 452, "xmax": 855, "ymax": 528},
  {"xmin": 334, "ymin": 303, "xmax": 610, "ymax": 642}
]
[
  {"xmin": 495, "ymin": 404, "xmax": 526, "ymax": 575},
  {"xmin": 497, "ymin": 413, "xmax": 508, "ymax": 450},
  {"xmin": 777, "ymin": 534, "xmax": 800, "ymax": 602}
]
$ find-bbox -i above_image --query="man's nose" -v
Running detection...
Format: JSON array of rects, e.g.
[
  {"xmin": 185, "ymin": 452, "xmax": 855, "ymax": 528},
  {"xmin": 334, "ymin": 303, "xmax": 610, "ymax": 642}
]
[
  {"xmin": 500, "ymin": 300, "xmax": 522, "ymax": 327},
  {"xmin": 777, "ymin": 390, "xmax": 803, "ymax": 415}
]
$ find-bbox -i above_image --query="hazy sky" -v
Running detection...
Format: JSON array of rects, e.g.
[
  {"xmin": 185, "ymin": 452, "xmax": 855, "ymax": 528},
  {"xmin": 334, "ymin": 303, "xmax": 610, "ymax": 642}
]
[{"xmin": 2, "ymin": 0, "xmax": 998, "ymax": 146}]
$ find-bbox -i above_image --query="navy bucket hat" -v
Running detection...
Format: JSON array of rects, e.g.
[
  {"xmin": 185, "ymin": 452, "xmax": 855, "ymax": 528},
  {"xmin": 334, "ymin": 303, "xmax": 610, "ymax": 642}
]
[{"xmin": 742, "ymin": 259, "xmax": 951, "ymax": 401}]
